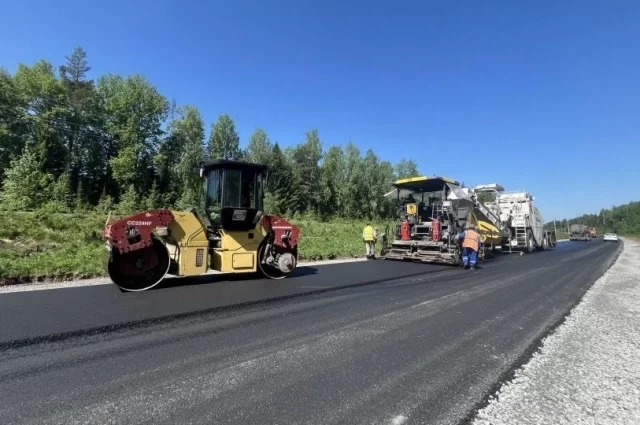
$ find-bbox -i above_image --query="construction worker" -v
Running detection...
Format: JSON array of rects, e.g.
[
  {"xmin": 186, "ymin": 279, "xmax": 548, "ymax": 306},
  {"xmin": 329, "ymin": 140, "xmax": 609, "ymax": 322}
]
[
  {"xmin": 363, "ymin": 223, "xmax": 375, "ymax": 259},
  {"xmin": 457, "ymin": 223, "xmax": 481, "ymax": 270}
]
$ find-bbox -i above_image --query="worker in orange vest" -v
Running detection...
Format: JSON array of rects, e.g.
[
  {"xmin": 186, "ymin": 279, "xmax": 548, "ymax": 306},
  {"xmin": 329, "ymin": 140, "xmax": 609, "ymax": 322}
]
[{"xmin": 457, "ymin": 223, "xmax": 482, "ymax": 270}]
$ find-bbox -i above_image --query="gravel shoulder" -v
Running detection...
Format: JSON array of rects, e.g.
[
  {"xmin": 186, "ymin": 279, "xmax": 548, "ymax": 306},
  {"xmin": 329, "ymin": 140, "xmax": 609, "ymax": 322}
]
[{"xmin": 473, "ymin": 238, "xmax": 640, "ymax": 425}]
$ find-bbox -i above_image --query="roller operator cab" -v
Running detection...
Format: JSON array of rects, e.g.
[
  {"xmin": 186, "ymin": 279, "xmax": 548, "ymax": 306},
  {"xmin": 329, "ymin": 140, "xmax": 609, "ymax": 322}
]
[{"xmin": 104, "ymin": 159, "xmax": 300, "ymax": 292}]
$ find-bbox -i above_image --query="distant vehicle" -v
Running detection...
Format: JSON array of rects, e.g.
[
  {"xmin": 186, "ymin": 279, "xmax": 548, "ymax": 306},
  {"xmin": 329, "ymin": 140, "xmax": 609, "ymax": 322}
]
[
  {"xmin": 570, "ymin": 224, "xmax": 591, "ymax": 241},
  {"xmin": 588, "ymin": 227, "xmax": 597, "ymax": 238},
  {"xmin": 603, "ymin": 233, "xmax": 618, "ymax": 242}
]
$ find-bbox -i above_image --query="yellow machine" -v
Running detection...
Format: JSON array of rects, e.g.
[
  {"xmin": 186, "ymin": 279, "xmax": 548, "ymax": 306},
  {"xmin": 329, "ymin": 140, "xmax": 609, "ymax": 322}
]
[
  {"xmin": 469, "ymin": 210, "xmax": 503, "ymax": 247},
  {"xmin": 380, "ymin": 175, "xmax": 511, "ymax": 265},
  {"xmin": 104, "ymin": 160, "xmax": 300, "ymax": 291}
]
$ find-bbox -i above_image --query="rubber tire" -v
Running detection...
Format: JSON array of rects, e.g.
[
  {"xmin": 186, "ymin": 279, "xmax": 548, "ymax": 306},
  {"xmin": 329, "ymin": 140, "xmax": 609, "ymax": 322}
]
[{"xmin": 526, "ymin": 229, "xmax": 535, "ymax": 253}]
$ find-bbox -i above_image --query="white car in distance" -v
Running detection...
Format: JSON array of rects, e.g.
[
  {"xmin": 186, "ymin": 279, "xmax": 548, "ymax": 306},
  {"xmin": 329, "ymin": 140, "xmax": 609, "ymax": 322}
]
[{"xmin": 603, "ymin": 233, "xmax": 618, "ymax": 242}]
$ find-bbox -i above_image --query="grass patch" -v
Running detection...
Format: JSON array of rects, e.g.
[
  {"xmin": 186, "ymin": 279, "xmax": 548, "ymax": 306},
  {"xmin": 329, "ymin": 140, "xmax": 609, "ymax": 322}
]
[
  {"xmin": 0, "ymin": 211, "xmax": 107, "ymax": 282},
  {"xmin": 295, "ymin": 219, "xmax": 394, "ymax": 261},
  {"xmin": 0, "ymin": 210, "xmax": 394, "ymax": 283}
]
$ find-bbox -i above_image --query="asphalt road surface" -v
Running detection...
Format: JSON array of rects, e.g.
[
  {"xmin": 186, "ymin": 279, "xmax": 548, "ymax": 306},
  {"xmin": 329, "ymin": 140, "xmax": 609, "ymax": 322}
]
[{"xmin": 0, "ymin": 239, "xmax": 622, "ymax": 425}]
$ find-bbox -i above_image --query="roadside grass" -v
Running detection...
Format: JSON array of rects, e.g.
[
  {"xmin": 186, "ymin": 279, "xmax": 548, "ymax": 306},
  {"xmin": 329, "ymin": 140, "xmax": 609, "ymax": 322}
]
[
  {"xmin": 0, "ymin": 210, "xmax": 394, "ymax": 283},
  {"xmin": 0, "ymin": 211, "xmax": 107, "ymax": 282},
  {"xmin": 295, "ymin": 219, "xmax": 394, "ymax": 260}
]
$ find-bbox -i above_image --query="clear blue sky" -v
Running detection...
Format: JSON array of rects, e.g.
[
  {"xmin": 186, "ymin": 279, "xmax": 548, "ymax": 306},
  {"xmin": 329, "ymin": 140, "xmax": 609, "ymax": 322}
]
[{"xmin": 1, "ymin": 0, "xmax": 639, "ymax": 220}]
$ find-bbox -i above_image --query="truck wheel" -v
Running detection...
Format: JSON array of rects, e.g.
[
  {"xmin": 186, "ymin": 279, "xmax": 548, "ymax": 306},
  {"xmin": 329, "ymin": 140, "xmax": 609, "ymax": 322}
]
[{"xmin": 527, "ymin": 230, "xmax": 535, "ymax": 253}]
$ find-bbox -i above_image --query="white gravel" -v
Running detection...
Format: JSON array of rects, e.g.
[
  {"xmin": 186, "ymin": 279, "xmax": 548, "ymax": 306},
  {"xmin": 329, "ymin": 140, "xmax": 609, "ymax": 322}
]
[{"xmin": 473, "ymin": 238, "xmax": 640, "ymax": 425}]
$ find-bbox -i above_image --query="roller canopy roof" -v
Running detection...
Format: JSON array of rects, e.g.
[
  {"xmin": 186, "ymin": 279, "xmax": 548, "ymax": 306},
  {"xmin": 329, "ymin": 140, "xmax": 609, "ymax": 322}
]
[{"xmin": 198, "ymin": 159, "xmax": 269, "ymax": 173}]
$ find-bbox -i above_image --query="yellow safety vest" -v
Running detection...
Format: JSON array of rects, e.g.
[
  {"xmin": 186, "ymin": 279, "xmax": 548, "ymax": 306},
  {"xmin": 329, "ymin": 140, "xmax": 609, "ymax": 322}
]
[{"xmin": 363, "ymin": 225, "xmax": 374, "ymax": 241}]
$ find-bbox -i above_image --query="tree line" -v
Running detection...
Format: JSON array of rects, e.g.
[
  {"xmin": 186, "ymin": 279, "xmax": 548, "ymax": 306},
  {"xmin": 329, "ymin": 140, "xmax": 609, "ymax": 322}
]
[
  {"xmin": 0, "ymin": 47, "xmax": 420, "ymax": 220},
  {"xmin": 546, "ymin": 202, "xmax": 640, "ymax": 236}
]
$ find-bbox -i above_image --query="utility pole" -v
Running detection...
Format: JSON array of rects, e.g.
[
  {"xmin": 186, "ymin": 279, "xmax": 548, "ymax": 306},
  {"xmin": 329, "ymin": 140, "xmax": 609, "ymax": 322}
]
[{"xmin": 554, "ymin": 219, "xmax": 557, "ymax": 234}]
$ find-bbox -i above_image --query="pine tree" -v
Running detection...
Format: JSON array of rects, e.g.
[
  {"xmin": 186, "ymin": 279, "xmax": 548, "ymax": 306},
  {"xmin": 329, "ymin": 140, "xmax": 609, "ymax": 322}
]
[
  {"xmin": 59, "ymin": 46, "xmax": 90, "ymax": 83},
  {"xmin": 0, "ymin": 144, "xmax": 50, "ymax": 210},
  {"xmin": 290, "ymin": 130, "xmax": 322, "ymax": 214},
  {"xmin": 118, "ymin": 184, "xmax": 139, "ymax": 215},
  {"xmin": 96, "ymin": 189, "xmax": 115, "ymax": 214},
  {"xmin": 145, "ymin": 181, "xmax": 160, "ymax": 210},
  {"xmin": 266, "ymin": 143, "xmax": 302, "ymax": 215},
  {"xmin": 51, "ymin": 171, "xmax": 72, "ymax": 208},
  {"xmin": 75, "ymin": 180, "xmax": 86, "ymax": 211},
  {"xmin": 207, "ymin": 114, "xmax": 242, "ymax": 160}
]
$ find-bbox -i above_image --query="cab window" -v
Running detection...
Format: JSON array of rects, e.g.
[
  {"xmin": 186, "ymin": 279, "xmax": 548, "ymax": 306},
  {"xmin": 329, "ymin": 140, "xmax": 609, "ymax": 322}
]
[
  {"xmin": 205, "ymin": 169, "xmax": 222, "ymax": 211},
  {"xmin": 222, "ymin": 169, "xmax": 257, "ymax": 209}
]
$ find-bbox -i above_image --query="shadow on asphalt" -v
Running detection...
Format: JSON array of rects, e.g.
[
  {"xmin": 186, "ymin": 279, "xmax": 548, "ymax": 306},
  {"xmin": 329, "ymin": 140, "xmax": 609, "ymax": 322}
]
[
  {"xmin": 122, "ymin": 245, "xmax": 568, "ymax": 293},
  {"xmin": 150, "ymin": 265, "xmax": 320, "ymax": 291}
]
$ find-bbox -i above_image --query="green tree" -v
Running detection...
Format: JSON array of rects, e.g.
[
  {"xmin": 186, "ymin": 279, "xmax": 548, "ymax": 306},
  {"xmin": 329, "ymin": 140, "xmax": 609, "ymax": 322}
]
[
  {"xmin": 318, "ymin": 145, "xmax": 346, "ymax": 218},
  {"xmin": 97, "ymin": 74, "xmax": 169, "ymax": 199},
  {"xmin": 74, "ymin": 180, "xmax": 87, "ymax": 211},
  {"xmin": 59, "ymin": 46, "xmax": 90, "ymax": 84},
  {"xmin": 341, "ymin": 142, "xmax": 366, "ymax": 218},
  {"xmin": 0, "ymin": 48, "xmax": 490, "ymax": 220},
  {"xmin": 58, "ymin": 46, "xmax": 102, "ymax": 200},
  {"xmin": 0, "ymin": 144, "xmax": 51, "ymax": 210},
  {"xmin": 265, "ymin": 143, "xmax": 301, "ymax": 215},
  {"xmin": 145, "ymin": 180, "xmax": 161, "ymax": 210},
  {"xmin": 0, "ymin": 69, "xmax": 28, "ymax": 176},
  {"xmin": 290, "ymin": 129, "xmax": 323, "ymax": 213},
  {"xmin": 172, "ymin": 106, "xmax": 206, "ymax": 209},
  {"xmin": 207, "ymin": 114, "xmax": 242, "ymax": 160},
  {"xmin": 95, "ymin": 190, "xmax": 115, "ymax": 214},
  {"xmin": 395, "ymin": 158, "xmax": 420, "ymax": 179},
  {"xmin": 245, "ymin": 128, "xmax": 273, "ymax": 165},
  {"xmin": 13, "ymin": 60, "xmax": 68, "ymax": 177},
  {"xmin": 117, "ymin": 184, "xmax": 139, "ymax": 215},
  {"xmin": 51, "ymin": 171, "xmax": 72, "ymax": 206}
]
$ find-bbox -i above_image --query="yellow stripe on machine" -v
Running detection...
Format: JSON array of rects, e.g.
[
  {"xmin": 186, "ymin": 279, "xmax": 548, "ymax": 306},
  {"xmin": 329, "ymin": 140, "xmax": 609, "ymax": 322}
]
[
  {"xmin": 476, "ymin": 220, "xmax": 503, "ymax": 245},
  {"xmin": 469, "ymin": 210, "xmax": 502, "ymax": 245},
  {"xmin": 393, "ymin": 175, "xmax": 459, "ymax": 185}
]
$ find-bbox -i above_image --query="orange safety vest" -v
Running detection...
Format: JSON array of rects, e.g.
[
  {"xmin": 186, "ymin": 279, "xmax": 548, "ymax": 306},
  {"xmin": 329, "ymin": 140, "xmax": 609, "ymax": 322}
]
[{"xmin": 462, "ymin": 229, "xmax": 481, "ymax": 251}]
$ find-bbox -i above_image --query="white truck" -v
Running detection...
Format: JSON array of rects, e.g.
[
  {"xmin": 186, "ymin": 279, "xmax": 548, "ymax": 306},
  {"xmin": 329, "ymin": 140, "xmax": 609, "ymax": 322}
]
[{"xmin": 473, "ymin": 184, "xmax": 556, "ymax": 253}]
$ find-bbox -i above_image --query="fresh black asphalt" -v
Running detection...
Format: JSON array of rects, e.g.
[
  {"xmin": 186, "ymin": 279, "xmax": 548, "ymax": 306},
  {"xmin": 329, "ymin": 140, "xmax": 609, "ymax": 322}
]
[
  {"xmin": 0, "ymin": 239, "xmax": 622, "ymax": 424},
  {"xmin": 0, "ymin": 260, "xmax": 445, "ymax": 346}
]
